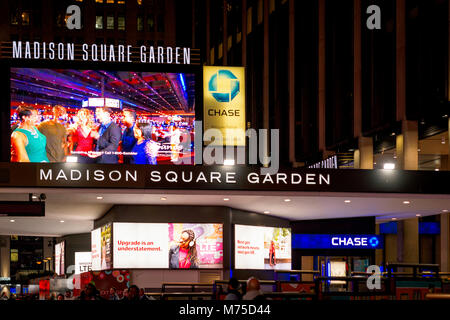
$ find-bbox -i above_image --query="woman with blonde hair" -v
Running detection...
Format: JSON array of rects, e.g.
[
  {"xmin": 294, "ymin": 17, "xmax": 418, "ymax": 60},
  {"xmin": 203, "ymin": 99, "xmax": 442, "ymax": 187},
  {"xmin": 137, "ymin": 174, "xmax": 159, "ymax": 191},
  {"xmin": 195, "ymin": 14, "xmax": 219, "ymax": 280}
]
[{"xmin": 68, "ymin": 108, "xmax": 97, "ymax": 163}]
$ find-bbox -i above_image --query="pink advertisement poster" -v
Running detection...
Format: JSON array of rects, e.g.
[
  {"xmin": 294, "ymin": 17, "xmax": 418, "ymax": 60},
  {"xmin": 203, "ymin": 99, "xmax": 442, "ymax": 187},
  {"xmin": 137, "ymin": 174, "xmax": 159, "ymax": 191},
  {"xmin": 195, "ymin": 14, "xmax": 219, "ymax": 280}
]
[{"xmin": 168, "ymin": 223, "xmax": 223, "ymax": 269}]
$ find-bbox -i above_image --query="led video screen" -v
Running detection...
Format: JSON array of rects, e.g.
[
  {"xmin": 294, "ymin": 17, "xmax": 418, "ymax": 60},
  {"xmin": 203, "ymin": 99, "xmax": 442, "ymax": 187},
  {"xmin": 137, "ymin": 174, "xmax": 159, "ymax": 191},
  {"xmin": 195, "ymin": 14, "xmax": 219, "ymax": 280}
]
[
  {"xmin": 234, "ymin": 224, "xmax": 292, "ymax": 270},
  {"xmin": 91, "ymin": 223, "xmax": 112, "ymax": 271},
  {"xmin": 10, "ymin": 68, "xmax": 195, "ymax": 164},
  {"xmin": 113, "ymin": 223, "xmax": 223, "ymax": 269}
]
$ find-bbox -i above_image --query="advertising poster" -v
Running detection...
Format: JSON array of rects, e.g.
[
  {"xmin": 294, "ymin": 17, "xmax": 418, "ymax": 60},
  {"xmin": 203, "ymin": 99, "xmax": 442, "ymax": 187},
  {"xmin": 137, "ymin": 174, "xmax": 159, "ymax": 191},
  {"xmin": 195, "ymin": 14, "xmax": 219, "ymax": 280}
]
[
  {"xmin": 113, "ymin": 223, "xmax": 169, "ymax": 269},
  {"xmin": 168, "ymin": 223, "xmax": 223, "ymax": 269},
  {"xmin": 101, "ymin": 223, "xmax": 112, "ymax": 270},
  {"xmin": 112, "ymin": 223, "xmax": 224, "ymax": 269},
  {"xmin": 91, "ymin": 228, "xmax": 101, "ymax": 271},
  {"xmin": 203, "ymin": 66, "xmax": 246, "ymax": 146},
  {"xmin": 54, "ymin": 243, "xmax": 61, "ymax": 276},
  {"xmin": 10, "ymin": 68, "xmax": 195, "ymax": 164},
  {"xmin": 235, "ymin": 225, "xmax": 291, "ymax": 270},
  {"xmin": 54, "ymin": 241, "xmax": 65, "ymax": 275},
  {"xmin": 91, "ymin": 223, "xmax": 112, "ymax": 271},
  {"xmin": 75, "ymin": 252, "xmax": 92, "ymax": 275}
]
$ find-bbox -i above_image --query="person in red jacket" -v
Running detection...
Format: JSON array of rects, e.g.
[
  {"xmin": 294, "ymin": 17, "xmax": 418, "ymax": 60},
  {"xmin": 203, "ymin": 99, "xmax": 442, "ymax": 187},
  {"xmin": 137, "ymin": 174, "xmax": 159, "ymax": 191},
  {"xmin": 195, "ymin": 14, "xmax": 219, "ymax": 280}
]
[{"xmin": 269, "ymin": 240, "xmax": 277, "ymax": 267}]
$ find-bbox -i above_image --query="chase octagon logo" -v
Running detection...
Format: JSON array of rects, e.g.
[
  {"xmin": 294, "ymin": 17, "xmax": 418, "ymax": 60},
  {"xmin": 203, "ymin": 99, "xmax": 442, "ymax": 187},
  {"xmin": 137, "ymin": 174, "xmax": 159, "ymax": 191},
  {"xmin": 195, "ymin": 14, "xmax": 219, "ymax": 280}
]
[
  {"xmin": 369, "ymin": 237, "xmax": 379, "ymax": 247},
  {"xmin": 208, "ymin": 70, "xmax": 240, "ymax": 103}
]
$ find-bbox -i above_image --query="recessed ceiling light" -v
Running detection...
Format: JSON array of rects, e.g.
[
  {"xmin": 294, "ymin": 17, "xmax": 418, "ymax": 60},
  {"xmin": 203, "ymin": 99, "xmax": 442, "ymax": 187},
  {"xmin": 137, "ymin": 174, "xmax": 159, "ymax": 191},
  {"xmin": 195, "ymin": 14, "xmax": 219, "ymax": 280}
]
[
  {"xmin": 403, "ymin": 201, "xmax": 410, "ymax": 205},
  {"xmin": 223, "ymin": 198, "xmax": 230, "ymax": 201},
  {"xmin": 344, "ymin": 200, "xmax": 351, "ymax": 203},
  {"xmin": 435, "ymin": 168, "xmax": 440, "ymax": 171},
  {"xmin": 443, "ymin": 210, "xmax": 449, "ymax": 213},
  {"xmin": 96, "ymin": 196, "xmax": 103, "ymax": 200},
  {"xmin": 416, "ymin": 214, "xmax": 421, "ymax": 217},
  {"xmin": 60, "ymin": 220, "xmax": 65, "ymax": 223},
  {"xmin": 284, "ymin": 199, "xmax": 291, "ymax": 202},
  {"xmin": 10, "ymin": 219, "xmax": 15, "ymax": 223},
  {"xmin": 264, "ymin": 211, "xmax": 270, "ymax": 214},
  {"xmin": 160, "ymin": 197, "xmax": 167, "ymax": 201},
  {"xmin": 392, "ymin": 218, "xmax": 397, "ymax": 221},
  {"xmin": 32, "ymin": 195, "xmax": 38, "ymax": 199}
]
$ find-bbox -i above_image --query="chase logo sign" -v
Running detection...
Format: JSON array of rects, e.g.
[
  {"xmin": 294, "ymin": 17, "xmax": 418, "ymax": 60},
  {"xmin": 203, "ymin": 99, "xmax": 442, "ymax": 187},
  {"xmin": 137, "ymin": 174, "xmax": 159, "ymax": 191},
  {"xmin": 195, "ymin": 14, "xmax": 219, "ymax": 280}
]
[
  {"xmin": 203, "ymin": 66, "xmax": 246, "ymax": 146},
  {"xmin": 208, "ymin": 69, "xmax": 240, "ymax": 102},
  {"xmin": 292, "ymin": 234, "xmax": 383, "ymax": 249}
]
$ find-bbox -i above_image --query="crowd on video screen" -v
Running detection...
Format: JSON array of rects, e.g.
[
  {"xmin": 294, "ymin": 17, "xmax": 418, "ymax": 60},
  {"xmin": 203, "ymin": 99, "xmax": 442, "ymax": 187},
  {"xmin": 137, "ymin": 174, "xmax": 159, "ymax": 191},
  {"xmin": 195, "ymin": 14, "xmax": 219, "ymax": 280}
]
[{"xmin": 10, "ymin": 104, "xmax": 195, "ymax": 165}]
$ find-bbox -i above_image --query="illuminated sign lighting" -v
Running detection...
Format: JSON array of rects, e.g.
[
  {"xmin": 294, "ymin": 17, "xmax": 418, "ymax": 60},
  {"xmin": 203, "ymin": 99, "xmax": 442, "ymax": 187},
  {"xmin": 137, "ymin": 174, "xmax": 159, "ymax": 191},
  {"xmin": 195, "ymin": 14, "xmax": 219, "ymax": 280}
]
[{"xmin": 292, "ymin": 234, "xmax": 383, "ymax": 249}]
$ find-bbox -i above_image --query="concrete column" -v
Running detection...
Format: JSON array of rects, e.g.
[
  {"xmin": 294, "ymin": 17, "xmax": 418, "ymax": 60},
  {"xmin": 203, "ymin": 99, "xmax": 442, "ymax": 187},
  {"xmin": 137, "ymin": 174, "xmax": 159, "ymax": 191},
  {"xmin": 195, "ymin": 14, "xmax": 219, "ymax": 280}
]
[
  {"xmin": 397, "ymin": 218, "xmax": 419, "ymax": 263},
  {"xmin": 353, "ymin": 0, "xmax": 362, "ymax": 139},
  {"xmin": 359, "ymin": 137, "xmax": 374, "ymax": 169},
  {"xmin": 404, "ymin": 121, "xmax": 419, "ymax": 170},
  {"xmin": 441, "ymin": 155, "xmax": 449, "ymax": 170},
  {"xmin": 223, "ymin": 0, "xmax": 228, "ymax": 65},
  {"xmin": 288, "ymin": 0, "xmax": 295, "ymax": 164},
  {"xmin": 447, "ymin": 118, "xmax": 450, "ymax": 170},
  {"xmin": 206, "ymin": 0, "xmax": 211, "ymax": 64},
  {"xmin": 0, "ymin": 236, "xmax": 10, "ymax": 278},
  {"xmin": 192, "ymin": 0, "xmax": 196, "ymax": 47},
  {"xmin": 242, "ymin": 0, "xmax": 247, "ymax": 66},
  {"xmin": 441, "ymin": 213, "xmax": 449, "ymax": 272},
  {"xmin": 318, "ymin": 0, "xmax": 326, "ymax": 154},
  {"xmin": 301, "ymin": 256, "xmax": 314, "ymax": 281},
  {"xmin": 385, "ymin": 234, "xmax": 398, "ymax": 264},
  {"xmin": 353, "ymin": 149, "xmax": 361, "ymax": 169},
  {"xmin": 262, "ymin": 0, "xmax": 270, "ymax": 161},
  {"xmin": 396, "ymin": 0, "xmax": 406, "ymax": 122}
]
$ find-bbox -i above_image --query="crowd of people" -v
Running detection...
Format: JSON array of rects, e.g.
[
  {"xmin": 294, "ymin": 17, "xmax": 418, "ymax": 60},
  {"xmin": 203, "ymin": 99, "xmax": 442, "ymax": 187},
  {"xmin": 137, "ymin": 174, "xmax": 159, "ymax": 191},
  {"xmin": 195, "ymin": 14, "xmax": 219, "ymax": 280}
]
[
  {"xmin": 0, "ymin": 277, "xmax": 266, "ymax": 301},
  {"xmin": 10, "ymin": 105, "xmax": 194, "ymax": 164}
]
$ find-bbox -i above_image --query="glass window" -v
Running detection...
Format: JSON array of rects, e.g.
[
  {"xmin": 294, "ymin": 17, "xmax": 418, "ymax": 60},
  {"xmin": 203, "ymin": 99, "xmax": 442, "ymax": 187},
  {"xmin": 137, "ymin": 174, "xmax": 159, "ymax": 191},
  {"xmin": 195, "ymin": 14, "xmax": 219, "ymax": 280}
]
[
  {"xmin": 106, "ymin": 0, "xmax": 114, "ymax": 3},
  {"xmin": 11, "ymin": 10, "xmax": 19, "ymax": 25},
  {"xmin": 21, "ymin": 12, "xmax": 30, "ymax": 26},
  {"xmin": 95, "ymin": 0, "xmax": 104, "ymax": 3},
  {"xmin": 156, "ymin": 14, "xmax": 164, "ymax": 32},
  {"xmin": 118, "ymin": 16, "xmax": 125, "ymax": 30},
  {"xmin": 95, "ymin": 15, "xmax": 103, "ymax": 29},
  {"xmin": 106, "ymin": 15, "xmax": 114, "ymax": 29},
  {"xmin": 137, "ymin": 16, "xmax": 144, "ymax": 31},
  {"xmin": 117, "ymin": 0, "xmax": 126, "ymax": 4},
  {"xmin": 147, "ymin": 15, "xmax": 155, "ymax": 31}
]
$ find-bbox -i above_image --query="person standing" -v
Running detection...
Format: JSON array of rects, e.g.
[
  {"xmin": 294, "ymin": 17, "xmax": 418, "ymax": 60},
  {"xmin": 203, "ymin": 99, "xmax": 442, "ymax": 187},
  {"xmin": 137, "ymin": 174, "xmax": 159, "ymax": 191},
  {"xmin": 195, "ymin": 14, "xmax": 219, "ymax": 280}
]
[
  {"xmin": 38, "ymin": 105, "xmax": 68, "ymax": 162},
  {"xmin": 68, "ymin": 108, "xmax": 97, "ymax": 163},
  {"xmin": 11, "ymin": 106, "xmax": 49, "ymax": 163},
  {"xmin": 121, "ymin": 108, "xmax": 137, "ymax": 164},
  {"xmin": 92, "ymin": 107, "xmax": 122, "ymax": 164},
  {"xmin": 269, "ymin": 240, "xmax": 277, "ymax": 267},
  {"xmin": 131, "ymin": 122, "xmax": 159, "ymax": 165}
]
